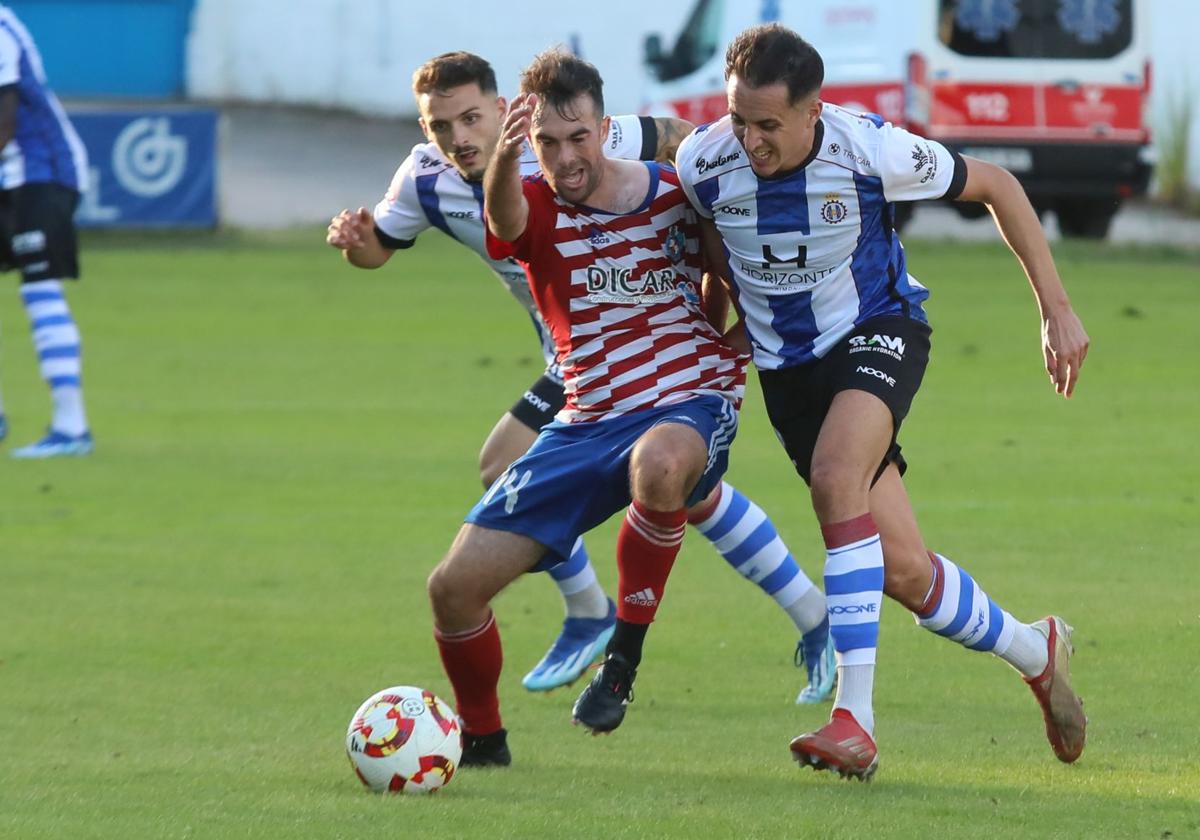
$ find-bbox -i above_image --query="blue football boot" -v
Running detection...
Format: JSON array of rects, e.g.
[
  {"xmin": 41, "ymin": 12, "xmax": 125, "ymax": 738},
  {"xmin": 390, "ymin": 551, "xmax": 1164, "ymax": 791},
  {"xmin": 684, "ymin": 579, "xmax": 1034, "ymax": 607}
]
[
  {"xmin": 795, "ymin": 619, "xmax": 837, "ymax": 704},
  {"xmin": 522, "ymin": 599, "xmax": 617, "ymax": 691},
  {"xmin": 11, "ymin": 429, "xmax": 94, "ymax": 459}
]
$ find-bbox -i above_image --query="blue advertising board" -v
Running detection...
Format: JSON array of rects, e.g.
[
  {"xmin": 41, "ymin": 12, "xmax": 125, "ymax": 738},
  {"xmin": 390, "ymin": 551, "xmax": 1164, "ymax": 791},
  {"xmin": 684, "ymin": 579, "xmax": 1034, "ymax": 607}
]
[
  {"xmin": 71, "ymin": 109, "xmax": 218, "ymax": 228},
  {"xmin": 6, "ymin": 1, "xmax": 197, "ymax": 98}
]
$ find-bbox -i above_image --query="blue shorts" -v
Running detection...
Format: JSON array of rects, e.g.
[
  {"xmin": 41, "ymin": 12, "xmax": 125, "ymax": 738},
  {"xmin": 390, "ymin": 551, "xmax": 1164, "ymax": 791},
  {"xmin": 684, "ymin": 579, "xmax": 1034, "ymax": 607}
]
[{"xmin": 466, "ymin": 395, "xmax": 738, "ymax": 570}]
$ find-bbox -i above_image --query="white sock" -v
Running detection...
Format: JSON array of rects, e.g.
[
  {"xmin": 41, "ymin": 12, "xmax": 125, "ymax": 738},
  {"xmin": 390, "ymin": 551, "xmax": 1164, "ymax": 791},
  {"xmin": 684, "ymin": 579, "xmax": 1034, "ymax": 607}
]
[
  {"xmin": 835, "ymin": 664, "xmax": 875, "ymax": 735},
  {"xmin": 562, "ymin": 578, "xmax": 610, "ymax": 619},
  {"xmin": 545, "ymin": 538, "xmax": 610, "ymax": 619},
  {"xmin": 51, "ymin": 384, "xmax": 87, "ymax": 437},
  {"xmin": 997, "ymin": 622, "xmax": 1050, "ymax": 679},
  {"xmin": 783, "ymin": 585, "xmax": 827, "ymax": 635}
]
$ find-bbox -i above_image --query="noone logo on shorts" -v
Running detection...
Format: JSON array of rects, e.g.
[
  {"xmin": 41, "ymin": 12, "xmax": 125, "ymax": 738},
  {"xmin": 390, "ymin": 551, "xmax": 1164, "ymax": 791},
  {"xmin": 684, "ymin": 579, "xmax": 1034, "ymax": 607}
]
[{"xmin": 856, "ymin": 366, "xmax": 896, "ymax": 387}]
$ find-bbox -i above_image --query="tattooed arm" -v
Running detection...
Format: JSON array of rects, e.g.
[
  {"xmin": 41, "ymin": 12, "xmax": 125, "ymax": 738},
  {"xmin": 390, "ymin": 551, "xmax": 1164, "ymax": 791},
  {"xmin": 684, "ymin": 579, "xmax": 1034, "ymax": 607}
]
[{"xmin": 652, "ymin": 116, "xmax": 695, "ymax": 164}]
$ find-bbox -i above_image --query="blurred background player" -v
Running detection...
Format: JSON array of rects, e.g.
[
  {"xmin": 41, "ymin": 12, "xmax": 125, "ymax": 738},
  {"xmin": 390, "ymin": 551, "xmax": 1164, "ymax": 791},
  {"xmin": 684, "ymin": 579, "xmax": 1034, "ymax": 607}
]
[
  {"xmin": 675, "ymin": 24, "xmax": 1089, "ymax": 780},
  {"xmin": 0, "ymin": 3, "xmax": 91, "ymax": 458},
  {"xmin": 431, "ymin": 47, "xmax": 748, "ymax": 763},
  {"xmin": 326, "ymin": 51, "xmax": 835, "ymax": 706}
]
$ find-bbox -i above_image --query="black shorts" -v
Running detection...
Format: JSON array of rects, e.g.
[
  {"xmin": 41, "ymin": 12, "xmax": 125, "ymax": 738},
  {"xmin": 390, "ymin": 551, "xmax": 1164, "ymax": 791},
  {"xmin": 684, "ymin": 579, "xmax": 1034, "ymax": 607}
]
[
  {"xmin": 508, "ymin": 372, "xmax": 567, "ymax": 431},
  {"xmin": 0, "ymin": 183, "xmax": 81, "ymax": 283},
  {"xmin": 757, "ymin": 313, "xmax": 932, "ymax": 485}
]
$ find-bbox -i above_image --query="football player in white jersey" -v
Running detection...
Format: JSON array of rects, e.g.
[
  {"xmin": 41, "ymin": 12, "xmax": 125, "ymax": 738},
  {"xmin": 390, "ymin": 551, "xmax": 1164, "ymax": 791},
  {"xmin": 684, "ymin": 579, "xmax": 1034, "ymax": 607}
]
[
  {"xmin": 326, "ymin": 53, "xmax": 837, "ymax": 750},
  {"xmin": 676, "ymin": 24, "xmax": 1090, "ymax": 780}
]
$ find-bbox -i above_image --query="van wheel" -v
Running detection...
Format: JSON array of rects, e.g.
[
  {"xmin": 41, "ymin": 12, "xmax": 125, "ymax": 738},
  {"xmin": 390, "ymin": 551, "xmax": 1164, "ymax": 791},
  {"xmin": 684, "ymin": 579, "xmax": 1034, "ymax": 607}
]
[{"xmin": 1056, "ymin": 200, "xmax": 1118, "ymax": 239}]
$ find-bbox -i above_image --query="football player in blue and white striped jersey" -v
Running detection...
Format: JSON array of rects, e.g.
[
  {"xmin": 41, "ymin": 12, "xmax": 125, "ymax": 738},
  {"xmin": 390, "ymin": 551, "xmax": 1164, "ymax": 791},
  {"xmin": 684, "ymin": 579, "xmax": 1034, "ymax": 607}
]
[
  {"xmin": 677, "ymin": 23, "xmax": 1090, "ymax": 779},
  {"xmin": 0, "ymin": 4, "xmax": 92, "ymax": 458}
]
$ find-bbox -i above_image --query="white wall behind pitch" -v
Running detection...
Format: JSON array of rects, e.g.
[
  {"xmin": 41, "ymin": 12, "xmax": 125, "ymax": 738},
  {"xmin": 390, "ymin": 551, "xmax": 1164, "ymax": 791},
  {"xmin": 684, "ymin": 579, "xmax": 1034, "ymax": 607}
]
[
  {"xmin": 188, "ymin": 0, "xmax": 1200, "ymax": 186},
  {"xmin": 187, "ymin": 0, "xmax": 689, "ymax": 116}
]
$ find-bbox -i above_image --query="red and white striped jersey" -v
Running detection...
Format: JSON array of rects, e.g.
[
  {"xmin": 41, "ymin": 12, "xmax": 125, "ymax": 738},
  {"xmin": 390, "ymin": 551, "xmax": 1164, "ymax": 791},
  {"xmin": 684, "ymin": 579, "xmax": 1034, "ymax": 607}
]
[{"xmin": 486, "ymin": 163, "xmax": 745, "ymax": 423}]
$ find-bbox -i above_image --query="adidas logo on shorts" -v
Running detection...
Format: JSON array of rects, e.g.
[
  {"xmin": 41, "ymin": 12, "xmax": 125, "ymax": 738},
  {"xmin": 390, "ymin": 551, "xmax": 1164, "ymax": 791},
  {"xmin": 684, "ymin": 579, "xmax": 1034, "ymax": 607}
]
[{"xmin": 623, "ymin": 588, "xmax": 659, "ymax": 607}]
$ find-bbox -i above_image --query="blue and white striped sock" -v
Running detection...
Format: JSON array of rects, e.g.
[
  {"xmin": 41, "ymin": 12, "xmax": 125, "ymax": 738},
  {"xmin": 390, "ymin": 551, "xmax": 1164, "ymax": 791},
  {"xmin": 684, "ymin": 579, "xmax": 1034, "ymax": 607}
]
[
  {"xmin": 689, "ymin": 481, "xmax": 824, "ymax": 633},
  {"xmin": 546, "ymin": 537, "xmax": 610, "ymax": 619},
  {"xmin": 916, "ymin": 552, "xmax": 1047, "ymax": 678},
  {"xmin": 20, "ymin": 280, "xmax": 87, "ymax": 436},
  {"xmin": 822, "ymin": 513, "xmax": 885, "ymax": 734}
]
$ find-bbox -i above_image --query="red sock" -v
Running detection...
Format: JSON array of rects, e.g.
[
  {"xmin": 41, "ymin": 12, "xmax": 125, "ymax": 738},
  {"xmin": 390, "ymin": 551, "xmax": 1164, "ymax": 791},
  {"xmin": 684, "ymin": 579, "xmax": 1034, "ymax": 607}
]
[
  {"xmin": 616, "ymin": 501, "xmax": 687, "ymax": 624},
  {"xmin": 433, "ymin": 612, "xmax": 503, "ymax": 736}
]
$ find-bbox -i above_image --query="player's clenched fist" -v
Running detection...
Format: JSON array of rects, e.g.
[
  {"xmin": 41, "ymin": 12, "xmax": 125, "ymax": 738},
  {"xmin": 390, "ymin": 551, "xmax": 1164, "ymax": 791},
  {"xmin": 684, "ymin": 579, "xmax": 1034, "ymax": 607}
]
[{"xmin": 327, "ymin": 207, "xmax": 373, "ymax": 250}]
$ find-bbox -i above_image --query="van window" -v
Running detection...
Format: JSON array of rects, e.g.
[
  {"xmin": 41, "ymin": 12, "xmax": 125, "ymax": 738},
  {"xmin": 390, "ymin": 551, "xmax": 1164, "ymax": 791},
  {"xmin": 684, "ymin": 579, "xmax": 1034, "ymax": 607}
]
[
  {"xmin": 650, "ymin": 0, "xmax": 726, "ymax": 83},
  {"xmin": 938, "ymin": 0, "xmax": 1132, "ymax": 60}
]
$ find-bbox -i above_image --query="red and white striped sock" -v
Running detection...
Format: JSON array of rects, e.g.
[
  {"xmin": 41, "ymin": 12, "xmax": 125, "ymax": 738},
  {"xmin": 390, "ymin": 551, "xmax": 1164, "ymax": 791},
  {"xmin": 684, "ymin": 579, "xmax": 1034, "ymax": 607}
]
[{"xmin": 433, "ymin": 612, "xmax": 503, "ymax": 736}]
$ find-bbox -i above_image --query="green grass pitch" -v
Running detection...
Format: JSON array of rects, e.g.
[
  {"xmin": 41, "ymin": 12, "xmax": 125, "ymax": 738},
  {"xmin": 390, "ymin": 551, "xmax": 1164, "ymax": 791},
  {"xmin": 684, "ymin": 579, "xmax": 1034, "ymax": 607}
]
[{"xmin": 0, "ymin": 229, "xmax": 1197, "ymax": 839}]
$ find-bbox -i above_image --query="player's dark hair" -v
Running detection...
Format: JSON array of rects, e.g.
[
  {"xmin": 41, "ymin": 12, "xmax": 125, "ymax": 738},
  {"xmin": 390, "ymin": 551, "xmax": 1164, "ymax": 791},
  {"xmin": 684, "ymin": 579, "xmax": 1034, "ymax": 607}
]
[
  {"xmin": 725, "ymin": 24, "xmax": 824, "ymax": 104},
  {"xmin": 412, "ymin": 51, "xmax": 497, "ymax": 97},
  {"xmin": 519, "ymin": 48, "xmax": 605, "ymax": 122}
]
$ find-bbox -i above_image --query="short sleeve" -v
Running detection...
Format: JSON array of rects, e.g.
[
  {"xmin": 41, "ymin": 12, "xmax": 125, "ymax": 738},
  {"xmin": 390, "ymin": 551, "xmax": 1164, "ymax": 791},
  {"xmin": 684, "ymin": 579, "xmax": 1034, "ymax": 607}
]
[
  {"xmin": 484, "ymin": 178, "xmax": 553, "ymax": 262},
  {"xmin": 604, "ymin": 114, "xmax": 653, "ymax": 161},
  {"xmin": 0, "ymin": 28, "xmax": 21, "ymax": 88},
  {"xmin": 673, "ymin": 130, "xmax": 714, "ymax": 220},
  {"xmin": 372, "ymin": 153, "xmax": 431, "ymax": 246},
  {"xmin": 876, "ymin": 124, "xmax": 967, "ymax": 202}
]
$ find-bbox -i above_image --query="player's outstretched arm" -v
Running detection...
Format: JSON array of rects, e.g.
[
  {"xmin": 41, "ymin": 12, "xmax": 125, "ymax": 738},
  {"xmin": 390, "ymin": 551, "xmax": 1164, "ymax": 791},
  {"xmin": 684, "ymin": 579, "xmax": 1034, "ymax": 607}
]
[
  {"xmin": 652, "ymin": 117, "xmax": 695, "ymax": 164},
  {"xmin": 327, "ymin": 207, "xmax": 393, "ymax": 269},
  {"xmin": 956, "ymin": 157, "xmax": 1090, "ymax": 398},
  {"xmin": 484, "ymin": 93, "xmax": 535, "ymax": 242}
]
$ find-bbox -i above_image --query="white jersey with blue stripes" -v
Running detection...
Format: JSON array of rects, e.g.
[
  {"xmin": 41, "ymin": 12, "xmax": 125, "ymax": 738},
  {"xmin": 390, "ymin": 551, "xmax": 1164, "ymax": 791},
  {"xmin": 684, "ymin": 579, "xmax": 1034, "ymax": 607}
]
[
  {"xmin": 676, "ymin": 104, "xmax": 965, "ymax": 370},
  {"xmin": 0, "ymin": 5, "xmax": 88, "ymax": 191},
  {"xmin": 373, "ymin": 114, "xmax": 649, "ymax": 370}
]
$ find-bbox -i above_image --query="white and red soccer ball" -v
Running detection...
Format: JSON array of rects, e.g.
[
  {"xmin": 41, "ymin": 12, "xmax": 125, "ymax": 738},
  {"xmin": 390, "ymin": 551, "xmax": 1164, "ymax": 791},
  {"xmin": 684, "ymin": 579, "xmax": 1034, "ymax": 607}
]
[{"xmin": 346, "ymin": 686, "xmax": 462, "ymax": 794}]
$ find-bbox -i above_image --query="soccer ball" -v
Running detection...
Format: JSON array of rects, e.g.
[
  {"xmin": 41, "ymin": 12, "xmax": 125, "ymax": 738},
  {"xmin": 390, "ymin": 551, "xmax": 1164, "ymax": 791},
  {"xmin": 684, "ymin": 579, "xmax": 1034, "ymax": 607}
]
[{"xmin": 345, "ymin": 685, "xmax": 463, "ymax": 794}]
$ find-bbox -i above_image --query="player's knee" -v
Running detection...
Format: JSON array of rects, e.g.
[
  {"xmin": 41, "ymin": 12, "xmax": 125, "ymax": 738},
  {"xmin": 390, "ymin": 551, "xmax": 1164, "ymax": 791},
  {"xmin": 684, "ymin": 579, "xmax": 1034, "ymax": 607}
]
[
  {"xmin": 809, "ymin": 459, "xmax": 869, "ymax": 517},
  {"xmin": 427, "ymin": 557, "xmax": 481, "ymax": 623},
  {"xmin": 630, "ymin": 444, "xmax": 698, "ymax": 507}
]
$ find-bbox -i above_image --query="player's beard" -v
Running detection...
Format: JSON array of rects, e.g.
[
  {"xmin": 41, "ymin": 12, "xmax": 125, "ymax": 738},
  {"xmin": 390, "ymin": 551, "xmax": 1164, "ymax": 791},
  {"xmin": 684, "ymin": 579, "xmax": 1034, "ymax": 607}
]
[
  {"xmin": 452, "ymin": 142, "xmax": 492, "ymax": 181},
  {"xmin": 552, "ymin": 162, "xmax": 599, "ymax": 204}
]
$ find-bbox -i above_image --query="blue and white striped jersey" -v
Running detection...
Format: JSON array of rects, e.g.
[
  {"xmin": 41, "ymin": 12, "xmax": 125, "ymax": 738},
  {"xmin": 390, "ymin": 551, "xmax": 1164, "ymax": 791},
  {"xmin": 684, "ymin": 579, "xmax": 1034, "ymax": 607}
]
[
  {"xmin": 0, "ymin": 5, "xmax": 87, "ymax": 191},
  {"xmin": 676, "ymin": 104, "xmax": 965, "ymax": 370},
  {"xmin": 373, "ymin": 115, "xmax": 651, "ymax": 369}
]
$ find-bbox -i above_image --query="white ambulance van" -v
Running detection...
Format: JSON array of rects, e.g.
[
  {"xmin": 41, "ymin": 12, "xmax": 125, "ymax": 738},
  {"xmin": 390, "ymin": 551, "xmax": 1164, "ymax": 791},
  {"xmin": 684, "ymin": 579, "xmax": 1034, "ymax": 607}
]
[{"xmin": 642, "ymin": 0, "xmax": 1153, "ymax": 238}]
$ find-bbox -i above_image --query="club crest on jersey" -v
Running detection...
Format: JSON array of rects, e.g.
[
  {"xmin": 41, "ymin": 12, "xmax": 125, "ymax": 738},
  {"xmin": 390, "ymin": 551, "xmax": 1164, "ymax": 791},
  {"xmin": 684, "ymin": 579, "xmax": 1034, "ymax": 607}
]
[
  {"xmin": 663, "ymin": 224, "xmax": 686, "ymax": 264},
  {"xmin": 820, "ymin": 194, "xmax": 848, "ymax": 224}
]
